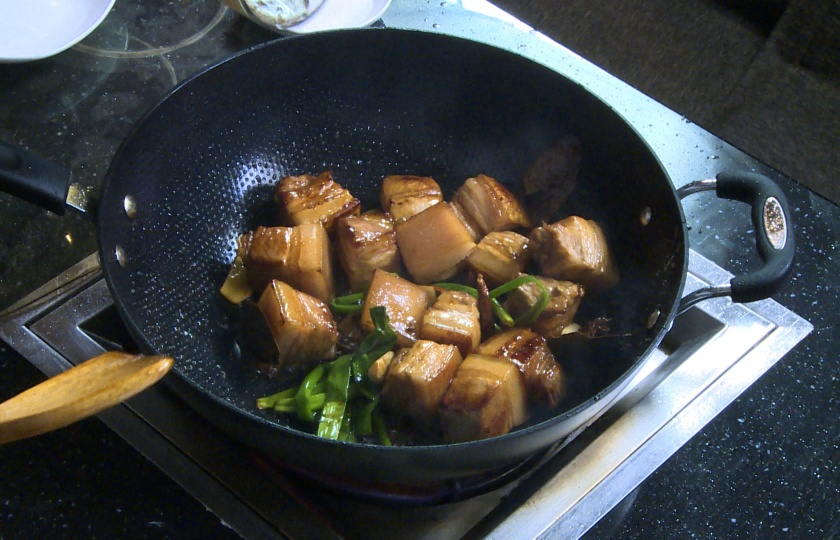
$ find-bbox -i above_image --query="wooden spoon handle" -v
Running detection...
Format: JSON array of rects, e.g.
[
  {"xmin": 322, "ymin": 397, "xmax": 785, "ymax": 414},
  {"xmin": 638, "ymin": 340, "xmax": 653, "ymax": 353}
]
[{"xmin": 0, "ymin": 352, "xmax": 173, "ymax": 445}]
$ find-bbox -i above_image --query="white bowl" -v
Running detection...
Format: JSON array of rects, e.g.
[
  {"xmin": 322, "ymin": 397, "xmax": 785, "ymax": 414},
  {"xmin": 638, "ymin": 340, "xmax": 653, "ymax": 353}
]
[
  {"xmin": 282, "ymin": 0, "xmax": 392, "ymax": 34},
  {"xmin": 0, "ymin": 0, "xmax": 116, "ymax": 62}
]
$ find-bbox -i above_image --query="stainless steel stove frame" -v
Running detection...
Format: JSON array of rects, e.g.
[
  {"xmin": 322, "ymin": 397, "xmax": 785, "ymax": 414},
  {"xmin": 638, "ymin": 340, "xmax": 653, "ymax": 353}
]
[{"xmin": 0, "ymin": 250, "xmax": 812, "ymax": 539}]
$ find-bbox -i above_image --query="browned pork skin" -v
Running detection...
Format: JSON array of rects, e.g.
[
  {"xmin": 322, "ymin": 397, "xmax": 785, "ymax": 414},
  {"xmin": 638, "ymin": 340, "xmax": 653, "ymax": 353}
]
[
  {"xmin": 419, "ymin": 290, "xmax": 481, "ymax": 358},
  {"xmin": 257, "ymin": 280, "xmax": 338, "ymax": 372},
  {"xmin": 503, "ymin": 276, "xmax": 585, "ymax": 339},
  {"xmin": 529, "ymin": 215, "xmax": 619, "ymax": 290},
  {"xmin": 360, "ymin": 268, "xmax": 436, "ymax": 348},
  {"xmin": 394, "ymin": 202, "xmax": 476, "ymax": 284},
  {"xmin": 382, "ymin": 340, "xmax": 463, "ymax": 427},
  {"xmin": 379, "ymin": 175, "xmax": 443, "ymax": 222},
  {"xmin": 240, "ymin": 223, "xmax": 335, "ymax": 303},
  {"xmin": 334, "ymin": 211, "xmax": 401, "ymax": 292},
  {"xmin": 476, "ymin": 328, "xmax": 566, "ymax": 407},
  {"xmin": 274, "ymin": 171, "xmax": 361, "ymax": 234},
  {"xmin": 450, "ymin": 174, "xmax": 532, "ymax": 242},
  {"xmin": 465, "ymin": 231, "xmax": 531, "ymax": 287},
  {"xmin": 440, "ymin": 354, "xmax": 528, "ymax": 442}
]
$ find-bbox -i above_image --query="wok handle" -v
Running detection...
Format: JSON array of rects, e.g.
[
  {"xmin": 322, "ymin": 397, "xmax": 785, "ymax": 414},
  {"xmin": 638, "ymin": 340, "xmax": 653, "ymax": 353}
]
[
  {"xmin": 0, "ymin": 352, "xmax": 173, "ymax": 445},
  {"xmin": 0, "ymin": 141, "xmax": 72, "ymax": 215},
  {"xmin": 677, "ymin": 172, "xmax": 795, "ymax": 313}
]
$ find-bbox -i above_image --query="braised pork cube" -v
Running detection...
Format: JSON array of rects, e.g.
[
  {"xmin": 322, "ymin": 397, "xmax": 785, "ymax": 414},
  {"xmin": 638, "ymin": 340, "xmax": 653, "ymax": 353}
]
[
  {"xmin": 419, "ymin": 290, "xmax": 481, "ymax": 357},
  {"xmin": 529, "ymin": 216, "xmax": 619, "ymax": 290},
  {"xmin": 274, "ymin": 171, "xmax": 361, "ymax": 233},
  {"xmin": 382, "ymin": 340, "xmax": 463, "ymax": 427},
  {"xmin": 503, "ymin": 277, "xmax": 585, "ymax": 338},
  {"xmin": 450, "ymin": 174, "xmax": 532, "ymax": 241},
  {"xmin": 257, "ymin": 280, "xmax": 338, "ymax": 372},
  {"xmin": 334, "ymin": 211, "xmax": 401, "ymax": 292},
  {"xmin": 465, "ymin": 231, "xmax": 530, "ymax": 286},
  {"xmin": 360, "ymin": 268, "xmax": 436, "ymax": 348},
  {"xmin": 440, "ymin": 354, "xmax": 528, "ymax": 442},
  {"xmin": 380, "ymin": 175, "xmax": 443, "ymax": 222},
  {"xmin": 240, "ymin": 223, "xmax": 335, "ymax": 303},
  {"xmin": 521, "ymin": 135, "xmax": 582, "ymax": 223},
  {"xmin": 394, "ymin": 202, "xmax": 476, "ymax": 284},
  {"xmin": 477, "ymin": 328, "xmax": 566, "ymax": 407}
]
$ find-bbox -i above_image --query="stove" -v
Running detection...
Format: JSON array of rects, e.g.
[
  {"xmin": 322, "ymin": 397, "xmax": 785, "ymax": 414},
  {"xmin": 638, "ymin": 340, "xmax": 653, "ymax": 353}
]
[{"xmin": 0, "ymin": 248, "xmax": 811, "ymax": 539}]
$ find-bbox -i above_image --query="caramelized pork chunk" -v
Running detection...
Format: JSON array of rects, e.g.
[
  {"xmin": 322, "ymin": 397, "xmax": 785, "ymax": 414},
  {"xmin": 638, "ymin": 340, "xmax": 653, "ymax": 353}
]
[
  {"xmin": 394, "ymin": 202, "xmax": 476, "ymax": 284},
  {"xmin": 450, "ymin": 174, "xmax": 532, "ymax": 241},
  {"xmin": 379, "ymin": 175, "xmax": 443, "ymax": 222},
  {"xmin": 334, "ymin": 211, "xmax": 401, "ymax": 292},
  {"xmin": 521, "ymin": 135, "xmax": 582, "ymax": 223},
  {"xmin": 360, "ymin": 269, "xmax": 436, "ymax": 348},
  {"xmin": 274, "ymin": 171, "xmax": 361, "ymax": 233},
  {"xmin": 240, "ymin": 223, "xmax": 335, "ymax": 303},
  {"xmin": 382, "ymin": 341, "xmax": 463, "ymax": 427},
  {"xmin": 440, "ymin": 354, "xmax": 528, "ymax": 442},
  {"xmin": 257, "ymin": 280, "xmax": 338, "ymax": 372},
  {"xmin": 419, "ymin": 290, "xmax": 481, "ymax": 357},
  {"xmin": 476, "ymin": 328, "xmax": 566, "ymax": 407},
  {"xmin": 465, "ymin": 231, "xmax": 530, "ymax": 286},
  {"xmin": 503, "ymin": 277, "xmax": 585, "ymax": 338},
  {"xmin": 529, "ymin": 216, "xmax": 619, "ymax": 290}
]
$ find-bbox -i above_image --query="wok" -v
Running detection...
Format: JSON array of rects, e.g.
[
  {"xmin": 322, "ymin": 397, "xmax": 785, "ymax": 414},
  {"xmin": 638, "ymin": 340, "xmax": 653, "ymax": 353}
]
[{"xmin": 0, "ymin": 28, "xmax": 793, "ymax": 486}]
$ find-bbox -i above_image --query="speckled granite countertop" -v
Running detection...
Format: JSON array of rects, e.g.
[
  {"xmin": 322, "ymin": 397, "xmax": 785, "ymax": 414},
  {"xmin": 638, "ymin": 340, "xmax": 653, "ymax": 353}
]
[{"xmin": 0, "ymin": 1, "xmax": 837, "ymax": 538}]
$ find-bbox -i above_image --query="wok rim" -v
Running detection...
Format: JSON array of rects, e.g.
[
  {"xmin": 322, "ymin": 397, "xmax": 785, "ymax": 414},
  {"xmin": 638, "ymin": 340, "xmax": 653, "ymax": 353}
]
[{"xmin": 96, "ymin": 27, "xmax": 688, "ymax": 465}]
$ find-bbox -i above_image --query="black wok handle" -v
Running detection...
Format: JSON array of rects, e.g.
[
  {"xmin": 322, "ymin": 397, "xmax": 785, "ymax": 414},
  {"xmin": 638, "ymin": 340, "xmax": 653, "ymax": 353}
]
[
  {"xmin": 677, "ymin": 172, "xmax": 795, "ymax": 312},
  {"xmin": 0, "ymin": 142, "xmax": 72, "ymax": 215}
]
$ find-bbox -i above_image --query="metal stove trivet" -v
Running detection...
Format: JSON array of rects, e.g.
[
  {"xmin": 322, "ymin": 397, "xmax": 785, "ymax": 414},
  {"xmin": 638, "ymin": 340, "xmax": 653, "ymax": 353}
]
[{"xmin": 0, "ymin": 250, "xmax": 812, "ymax": 539}]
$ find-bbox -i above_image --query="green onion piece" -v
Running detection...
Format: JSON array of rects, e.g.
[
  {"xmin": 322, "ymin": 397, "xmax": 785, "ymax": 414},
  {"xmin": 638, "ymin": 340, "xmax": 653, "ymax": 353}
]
[
  {"xmin": 436, "ymin": 282, "xmax": 514, "ymax": 326},
  {"xmin": 272, "ymin": 393, "xmax": 325, "ymax": 413},
  {"xmin": 330, "ymin": 292, "xmax": 365, "ymax": 314},
  {"xmin": 354, "ymin": 396, "xmax": 379, "ymax": 436},
  {"xmin": 338, "ymin": 404, "xmax": 356, "ymax": 442},
  {"xmin": 433, "ymin": 282, "xmax": 478, "ymax": 297},
  {"xmin": 317, "ymin": 355, "xmax": 353, "ymax": 440},
  {"xmin": 350, "ymin": 306, "xmax": 397, "ymax": 381},
  {"xmin": 491, "ymin": 299, "xmax": 515, "ymax": 327},
  {"xmin": 295, "ymin": 363, "xmax": 326, "ymax": 423},
  {"xmin": 256, "ymin": 387, "xmax": 297, "ymax": 410},
  {"xmin": 372, "ymin": 408, "xmax": 392, "ymax": 446},
  {"xmin": 489, "ymin": 275, "xmax": 550, "ymax": 327},
  {"xmin": 514, "ymin": 279, "xmax": 550, "ymax": 327}
]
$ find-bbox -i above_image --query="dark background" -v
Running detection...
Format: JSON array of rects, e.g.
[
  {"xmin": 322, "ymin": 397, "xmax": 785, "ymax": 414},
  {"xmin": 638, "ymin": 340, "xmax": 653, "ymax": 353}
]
[{"xmin": 494, "ymin": 0, "xmax": 840, "ymax": 206}]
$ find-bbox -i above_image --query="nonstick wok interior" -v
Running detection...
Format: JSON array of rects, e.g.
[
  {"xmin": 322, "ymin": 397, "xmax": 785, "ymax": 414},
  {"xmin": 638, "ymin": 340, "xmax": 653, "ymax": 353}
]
[{"xmin": 95, "ymin": 29, "xmax": 686, "ymax": 483}]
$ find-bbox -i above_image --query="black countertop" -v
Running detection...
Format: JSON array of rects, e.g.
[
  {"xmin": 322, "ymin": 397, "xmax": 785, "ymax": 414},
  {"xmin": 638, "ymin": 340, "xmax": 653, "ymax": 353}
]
[{"xmin": 1, "ymin": 1, "xmax": 837, "ymax": 538}]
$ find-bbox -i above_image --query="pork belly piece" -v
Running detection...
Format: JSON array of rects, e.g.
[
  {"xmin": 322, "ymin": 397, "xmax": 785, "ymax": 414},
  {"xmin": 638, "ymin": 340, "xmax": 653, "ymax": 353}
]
[
  {"xmin": 476, "ymin": 328, "xmax": 566, "ymax": 407},
  {"xmin": 450, "ymin": 174, "xmax": 532, "ymax": 241},
  {"xmin": 440, "ymin": 354, "xmax": 528, "ymax": 442},
  {"xmin": 529, "ymin": 216, "xmax": 619, "ymax": 290},
  {"xmin": 465, "ymin": 231, "xmax": 530, "ymax": 286},
  {"xmin": 257, "ymin": 280, "xmax": 338, "ymax": 372},
  {"xmin": 394, "ymin": 202, "xmax": 476, "ymax": 284},
  {"xmin": 521, "ymin": 135, "xmax": 582, "ymax": 223},
  {"xmin": 382, "ymin": 340, "xmax": 463, "ymax": 427},
  {"xmin": 360, "ymin": 268, "xmax": 436, "ymax": 348},
  {"xmin": 419, "ymin": 290, "xmax": 481, "ymax": 357},
  {"xmin": 240, "ymin": 223, "xmax": 335, "ymax": 303},
  {"xmin": 380, "ymin": 175, "xmax": 443, "ymax": 222},
  {"xmin": 274, "ymin": 171, "xmax": 361, "ymax": 233},
  {"xmin": 503, "ymin": 276, "xmax": 585, "ymax": 338},
  {"xmin": 334, "ymin": 211, "xmax": 401, "ymax": 292}
]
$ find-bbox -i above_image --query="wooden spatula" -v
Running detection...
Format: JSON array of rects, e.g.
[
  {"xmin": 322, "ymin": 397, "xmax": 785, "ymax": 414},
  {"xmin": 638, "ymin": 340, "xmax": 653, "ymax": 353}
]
[{"xmin": 0, "ymin": 352, "xmax": 173, "ymax": 445}]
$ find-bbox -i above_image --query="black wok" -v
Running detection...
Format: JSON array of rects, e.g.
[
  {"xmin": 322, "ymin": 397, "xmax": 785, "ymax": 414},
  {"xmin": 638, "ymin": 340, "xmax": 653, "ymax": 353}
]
[{"xmin": 0, "ymin": 28, "xmax": 794, "ymax": 486}]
